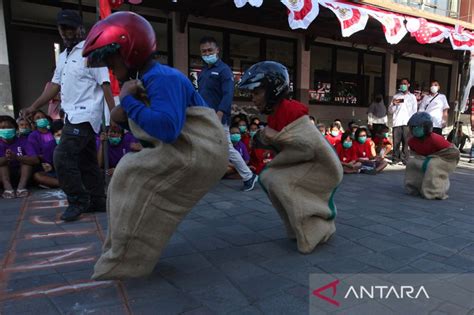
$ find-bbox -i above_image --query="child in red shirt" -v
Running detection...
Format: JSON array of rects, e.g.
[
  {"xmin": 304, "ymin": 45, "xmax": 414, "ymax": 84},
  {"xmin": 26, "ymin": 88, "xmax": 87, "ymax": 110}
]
[
  {"xmin": 325, "ymin": 123, "xmax": 342, "ymax": 147},
  {"xmin": 335, "ymin": 131, "xmax": 361, "ymax": 174},
  {"xmin": 353, "ymin": 127, "xmax": 387, "ymax": 174},
  {"xmin": 373, "ymin": 125, "xmax": 393, "ymax": 159},
  {"xmin": 266, "ymin": 98, "xmax": 309, "ymax": 132}
]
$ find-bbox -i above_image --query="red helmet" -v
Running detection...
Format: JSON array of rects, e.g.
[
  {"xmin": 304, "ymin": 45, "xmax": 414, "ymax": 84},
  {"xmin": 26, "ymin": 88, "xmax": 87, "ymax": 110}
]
[{"xmin": 83, "ymin": 11, "xmax": 156, "ymax": 69}]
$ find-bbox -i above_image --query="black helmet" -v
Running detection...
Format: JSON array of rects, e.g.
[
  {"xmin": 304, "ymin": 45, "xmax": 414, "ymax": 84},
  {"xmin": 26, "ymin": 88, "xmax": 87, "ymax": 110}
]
[
  {"xmin": 408, "ymin": 112, "xmax": 433, "ymax": 135},
  {"xmin": 238, "ymin": 61, "xmax": 289, "ymax": 114}
]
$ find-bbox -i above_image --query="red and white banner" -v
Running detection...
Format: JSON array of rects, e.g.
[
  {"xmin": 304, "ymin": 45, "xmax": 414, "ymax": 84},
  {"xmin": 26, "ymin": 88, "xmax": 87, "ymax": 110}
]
[
  {"xmin": 234, "ymin": 0, "xmax": 264, "ymax": 8},
  {"xmin": 366, "ymin": 10, "xmax": 407, "ymax": 44},
  {"xmin": 406, "ymin": 17, "xmax": 449, "ymax": 44},
  {"xmin": 281, "ymin": 0, "xmax": 320, "ymax": 30},
  {"xmin": 320, "ymin": 0, "xmax": 368, "ymax": 37},
  {"xmin": 450, "ymin": 26, "xmax": 474, "ymax": 50}
]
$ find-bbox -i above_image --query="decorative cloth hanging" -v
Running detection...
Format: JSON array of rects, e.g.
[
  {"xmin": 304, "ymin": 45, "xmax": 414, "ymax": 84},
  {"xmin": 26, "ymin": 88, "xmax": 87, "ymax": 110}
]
[{"xmin": 281, "ymin": 0, "xmax": 320, "ymax": 30}]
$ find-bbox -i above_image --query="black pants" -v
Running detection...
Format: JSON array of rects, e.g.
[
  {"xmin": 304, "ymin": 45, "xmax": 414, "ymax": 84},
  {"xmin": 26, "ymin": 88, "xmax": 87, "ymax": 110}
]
[
  {"xmin": 432, "ymin": 128, "xmax": 443, "ymax": 136},
  {"xmin": 392, "ymin": 125, "xmax": 410, "ymax": 163},
  {"xmin": 53, "ymin": 121, "xmax": 105, "ymax": 209}
]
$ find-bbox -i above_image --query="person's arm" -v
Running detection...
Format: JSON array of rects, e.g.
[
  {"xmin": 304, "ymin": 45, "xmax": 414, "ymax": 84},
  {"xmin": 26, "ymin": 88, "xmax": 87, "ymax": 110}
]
[
  {"xmin": 119, "ymin": 75, "xmax": 187, "ymax": 144},
  {"xmin": 16, "ymin": 155, "xmax": 40, "ymax": 166},
  {"xmin": 23, "ymin": 83, "xmax": 60, "ymax": 117},
  {"xmin": 217, "ymin": 68, "xmax": 234, "ymax": 121},
  {"xmin": 0, "ymin": 156, "xmax": 7, "ymax": 166},
  {"xmin": 97, "ymin": 133, "xmax": 106, "ymax": 169},
  {"xmin": 101, "ymin": 83, "xmax": 116, "ymax": 112},
  {"xmin": 388, "ymin": 96, "xmax": 397, "ymax": 114}
]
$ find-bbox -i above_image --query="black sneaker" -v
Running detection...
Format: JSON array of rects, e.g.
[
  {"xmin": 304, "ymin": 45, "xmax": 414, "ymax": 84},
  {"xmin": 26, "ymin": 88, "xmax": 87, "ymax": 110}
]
[
  {"xmin": 242, "ymin": 174, "xmax": 258, "ymax": 192},
  {"xmin": 60, "ymin": 205, "xmax": 83, "ymax": 222},
  {"xmin": 83, "ymin": 198, "xmax": 106, "ymax": 213}
]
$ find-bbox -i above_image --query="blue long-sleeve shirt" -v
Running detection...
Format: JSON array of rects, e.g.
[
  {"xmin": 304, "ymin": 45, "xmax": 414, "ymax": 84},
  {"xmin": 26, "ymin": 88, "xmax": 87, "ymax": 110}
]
[
  {"xmin": 121, "ymin": 62, "xmax": 208, "ymax": 143},
  {"xmin": 198, "ymin": 59, "xmax": 234, "ymax": 126}
]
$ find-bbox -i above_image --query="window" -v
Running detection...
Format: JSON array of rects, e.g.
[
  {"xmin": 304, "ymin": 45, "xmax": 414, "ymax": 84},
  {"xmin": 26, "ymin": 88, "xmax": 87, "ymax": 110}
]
[
  {"xmin": 188, "ymin": 25, "xmax": 296, "ymax": 100},
  {"xmin": 309, "ymin": 44, "xmax": 385, "ymax": 106},
  {"xmin": 393, "ymin": 0, "xmax": 459, "ymax": 18}
]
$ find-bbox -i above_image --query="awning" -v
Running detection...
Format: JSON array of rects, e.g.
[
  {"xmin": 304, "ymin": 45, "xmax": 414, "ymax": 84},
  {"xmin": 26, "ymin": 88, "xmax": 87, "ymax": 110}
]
[{"xmin": 234, "ymin": 0, "xmax": 474, "ymax": 51}]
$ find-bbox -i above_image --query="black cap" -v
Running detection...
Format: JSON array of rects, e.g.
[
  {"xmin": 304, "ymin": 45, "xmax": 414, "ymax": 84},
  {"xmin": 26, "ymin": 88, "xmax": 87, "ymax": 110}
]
[{"xmin": 57, "ymin": 10, "xmax": 82, "ymax": 28}]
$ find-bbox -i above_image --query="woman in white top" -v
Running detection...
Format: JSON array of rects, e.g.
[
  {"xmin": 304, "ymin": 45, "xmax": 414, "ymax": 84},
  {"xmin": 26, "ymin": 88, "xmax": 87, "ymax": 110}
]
[
  {"xmin": 418, "ymin": 80, "xmax": 450, "ymax": 136},
  {"xmin": 367, "ymin": 94, "xmax": 388, "ymax": 135}
]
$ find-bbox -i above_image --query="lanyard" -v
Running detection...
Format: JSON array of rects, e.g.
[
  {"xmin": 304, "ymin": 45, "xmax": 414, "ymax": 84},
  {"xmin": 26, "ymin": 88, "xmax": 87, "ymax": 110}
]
[{"xmin": 424, "ymin": 93, "xmax": 439, "ymax": 111}]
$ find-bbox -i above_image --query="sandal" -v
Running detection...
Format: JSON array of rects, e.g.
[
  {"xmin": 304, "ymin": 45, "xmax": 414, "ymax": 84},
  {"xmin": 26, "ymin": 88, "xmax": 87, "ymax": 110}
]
[
  {"xmin": 2, "ymin": 190, "xmax": 16, "ymax": 199},
  {"xmin": 16, "ymin": 189, "xmax": 29, "ymax": 198}
]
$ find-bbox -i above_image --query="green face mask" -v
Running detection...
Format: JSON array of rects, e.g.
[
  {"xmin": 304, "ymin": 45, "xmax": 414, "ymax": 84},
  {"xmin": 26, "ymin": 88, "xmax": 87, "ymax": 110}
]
[
  {"xmin": 0, "ymin": 128, "xmax": 16, "ymax": 140},
  {"xmin": 383, "ymin": 132, "xmax": 389, "ymax": 138},
  {"xmin": 19, "ymin": 128, "xmax": 32, "ymax": 136},
  {"xmin": 343, "ymin": 141, "xmax": 352, "ymax": 149},
  {"xmin": 239, "ymin": 126, "xmax": 247, "ymax": 133},
  {"xmin": 400, "ymin": 84, "xmax": 408, "ymax": 92},
  {"xmin": 36, "ymin": 118, "xmax": 50, "ymax": 129},
  {"xmin": 230, "ymin": 134, "xmax": 241, "ymax": 143},
  {"xmin": 358, "ymin": 136, "xmax": 367, "ymax": 144},
  {"xmin": 108, "ymin": 137, "xmax": 122, "ymax": 146},
  {"xmin": 55, "ymin": 136, "xmax": 61, "ymax": 145},
  {"xmin": 250, "ymin": 131, "xmax": 257, "ymax": 138},
  {"xmin": 412, "ymin": 126, "xmax": 425, "ymax": 138}
]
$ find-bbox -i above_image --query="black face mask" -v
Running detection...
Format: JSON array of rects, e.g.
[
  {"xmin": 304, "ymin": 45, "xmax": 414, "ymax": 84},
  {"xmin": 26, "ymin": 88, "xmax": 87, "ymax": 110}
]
[{"xmin": 375, "ymin": 97, "xmax": 382, "ymax": 102}]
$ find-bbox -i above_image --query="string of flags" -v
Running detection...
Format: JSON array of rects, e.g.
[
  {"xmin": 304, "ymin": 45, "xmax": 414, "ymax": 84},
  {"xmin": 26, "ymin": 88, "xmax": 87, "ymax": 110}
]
[{"xmin": 233, "ymin": 0, "xmax": 474, "ymax": 50}]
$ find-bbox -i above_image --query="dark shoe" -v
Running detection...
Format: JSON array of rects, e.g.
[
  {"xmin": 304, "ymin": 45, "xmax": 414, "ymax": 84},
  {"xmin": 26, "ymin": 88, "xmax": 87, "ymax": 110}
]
[
  {"xmin": 83, "ymin": 198, "xmax": 106, "ymax": 213},
  {"xmin": 60, "ymin": 205, "xmax": 83, "ymax": 222},
  {"xmin": 360, "ymin": 168, "xmax": 377, "ymax": 175},
  {"xmin": 242, "ymin": 174, "xmax": 258, "ymax": 192}
]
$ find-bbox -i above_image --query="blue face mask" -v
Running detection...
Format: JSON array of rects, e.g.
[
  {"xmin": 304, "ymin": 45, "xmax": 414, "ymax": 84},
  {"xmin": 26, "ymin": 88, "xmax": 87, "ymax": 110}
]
[
  {"xmin": 0, "ymin": 128, "xmax": 16, "ymax": 140},
  {"xmin": 250, "ymin": 131, "xmax": 257, "ymax": 138},
  {"xmin": 239, "ymin": 126, "xmax": 247, "ymax": 133},
  {"xmin": 343, "ymin": 141, "xmax": 352, "ymax": 149},
  {"xmin": 358, "ymin": 136, "xmax": 367, "ymax": 144},
  {"xmin": 412, "ymin": 126, "xmax": 425, "ymax": 138},
  {"xmin": 230, "ymin": 134, "xmax": 241, "ymax": 143},
  {"xmin": 331, "ymin": 131, "xmax": 339, "ymax": 137},
  {"xmin": 109, "ymin": 137, "xmax": 122, "ymax": 146},
  {"xmin": 36, "ymin": 118, "xmax": 50, "ymax": 129},
  {"xmin": 202, "ymin": 54, "xmax": 218, "ymax": 65},
  {"xmin": 55, "ymin": 136, "xmax": 61, "ymax": 145}
]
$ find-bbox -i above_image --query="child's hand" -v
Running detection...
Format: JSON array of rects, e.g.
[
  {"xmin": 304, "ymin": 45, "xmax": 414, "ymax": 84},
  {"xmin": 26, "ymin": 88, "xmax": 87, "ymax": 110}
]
[
  {"xmin": 106, "ymin": 168, "xmax": 115, "ymax": 176},
  {"xmin": 119, "ymin": 80, "xmax": 140, "ymax": 99},
  {"xmin": 130, "ymin": 142, "xmax": 143, "ymax": 152},
  {"xmin": 100, "ymin": 132, "xmax": 108, "ymax": 142},
  {"xmin": 5, "ymin": 149, "xmax": 15, "ymax": 161},
  {"xmin": 42, "ymin": 163, "xmax": 53, "ymax": 173}
]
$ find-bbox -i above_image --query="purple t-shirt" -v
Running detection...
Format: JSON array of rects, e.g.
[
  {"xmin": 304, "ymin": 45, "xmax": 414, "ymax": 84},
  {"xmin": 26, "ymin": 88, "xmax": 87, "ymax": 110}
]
[
  {"xmin": 233, "ymin": 141, "xmax": 250, "ymax": 163},
  {"xmin": 27, "ymin": 130, "xmax": 56, "ymax": 165},
  {"xmin": 0, "ymin": 136, "xmax": 35, "ymax": 169},
  {"xmin": 96, "ymin": 133, "xmax": 138, "ymax": 168}
]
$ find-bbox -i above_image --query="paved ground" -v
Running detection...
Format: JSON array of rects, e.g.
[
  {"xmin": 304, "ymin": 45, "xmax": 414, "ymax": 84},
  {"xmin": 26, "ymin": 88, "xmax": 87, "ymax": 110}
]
[{"xmin": 0, "ymin": 157, "xmax": 473, "ymax": 315}]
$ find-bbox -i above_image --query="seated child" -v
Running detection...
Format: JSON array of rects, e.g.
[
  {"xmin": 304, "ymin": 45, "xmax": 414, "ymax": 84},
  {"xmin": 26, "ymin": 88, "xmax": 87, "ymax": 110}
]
[
  {"xmin": 97, "ymin": 125, "xmax": 141, "ymax": 177},
  {"xmin": 405, "ymin": 112, "xmax": 460, "ymax": 199},
  {"xmin": 353, "ymin": 127, "xmax": 387, "ymax": 174},
  {"xmin": 238, "ymin": 120, "xmax": 251, "ymax": 152},
  {"xmin": 226, "ymin": 125, "xmax": 250, "ymax": 178},
  {"xmin": 248, "ymin": 123, "xmax": 274, "ymax": 174},
  {"xmin": 373, "ymin": 125, "xmax": 393, "ymax": 159},
  {"xmin": 333, "ymin": 119, "xmax": 345, "ymax": 134},
  {"xmin": 0, "ymin": 115, "xmax": 36, "ymax": 198},
  {"xmin": 27, "ymin": 111, "xmax": 56, "ymax": 175},
  {"xmin": 316, "ymin": 123, "xmax": 326, "ymax": 136},
  {"xmin": 335, "ymin": 131, "xmax": 362, "ymax": 174},
  {"xmin": 17, "ymin": 117, "xmax": 32, "ymax": 139},
  {"xmin": 325, "ymin": 123, "xmax": 342, "ymax": 147},
  {"xmin": 33, "ymin": 120, "xmax": 64, "ymax": 188},
  {"xmin": 348, "ymin": 121, "xmax": 359, "ymax": 138},
  {"xmin": 309, "ymin": 116, "xmax": 316, "ymax": 125},
  {"xmin": 447, "ymin": 121, "xmax": 470, "ymax": 153}
]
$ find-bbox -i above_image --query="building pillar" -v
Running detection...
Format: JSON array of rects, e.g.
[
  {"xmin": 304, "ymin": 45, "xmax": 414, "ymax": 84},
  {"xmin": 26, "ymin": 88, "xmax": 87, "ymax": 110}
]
[
  {"xmin": 296, "ymin": 36, "xmax": 310, "ymax": 104},
  {"xmin": 459, "ymin": 0, "xmax": 473, "ymax": 24},
  {"xmin": 171, "ymin": 12, "xmax": 188, "ymax": 76},
  {"xmin": 0, "ymin": 0, "xmax": 13, "ymax": 117},
  {"xmin": 386, "ymin": 52, "xmax": 398, "ymax": 100}
]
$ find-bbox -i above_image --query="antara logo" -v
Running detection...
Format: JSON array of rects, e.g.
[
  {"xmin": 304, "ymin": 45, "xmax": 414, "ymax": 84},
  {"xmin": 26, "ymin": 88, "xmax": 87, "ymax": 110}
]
[{"xmin": 313, "ymin": 279, "xmax": 430, "ymax": 307}]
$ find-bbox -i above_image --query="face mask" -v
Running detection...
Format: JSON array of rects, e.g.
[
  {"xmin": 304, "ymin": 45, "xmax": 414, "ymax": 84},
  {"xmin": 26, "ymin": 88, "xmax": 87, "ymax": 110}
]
[
  {"xmin": 109, "ymin": 137, "xmax": 122, "ymax": 146},
  {"xmin": 230, "ymin": 134, "xmax": 241, "ymax": 143},
  {"xmin": 383, "ymin": 132, "xmax": 389, "ymax": 138},
  {"xmin": 54, "ymin": 136, "xmax": 61, "ymax": 145},
  {"xmin": 412, "ymin": 126, "xmax": 425, "ymax": 138},
  {"xmin": 358, "ymin": 136, "xmax": 367, "ymax": 144},
  {"xmin": 19, "ymin": 128, "xmax": 31, "ymax": 136},
  {"xmin": 36, "ymin": 118, "xmax": 50, "ymax": 129},
  {"xmin": 430, "ymin": 86, "xmax": 439, "ymax": 94},
  {"xmin": 375, "ymin": 97, "xmax": 383, "ymax": 102},
  {"xmin": 250, "ymin": 131, "xmax": 257, "ymax": 138},
  {"xmin": 343, "ymin": 141, "xmax": 352, "ymax": 149},
  {"xmin": 0, "ymin": 128, "xmax": 16, "ymax": 140},
  {"xmin": 331, "ymin": 131, "xmax": 339, "ymax": 137},
  {"xmin": 400, "ymin": 84, "xmax": 408, "ymax": 92},
  {"xmin": 202, "ymin": 54, "xmax": 218, "ymax": 65},
  {"xmin": 239, "ymin": 126, "xmax": 247, "ymax": 133}
]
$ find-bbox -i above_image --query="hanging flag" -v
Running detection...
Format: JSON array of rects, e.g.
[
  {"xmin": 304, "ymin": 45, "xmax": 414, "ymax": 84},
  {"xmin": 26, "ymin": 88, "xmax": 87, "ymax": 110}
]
[
  {"xmin": 320, "ymin": 0, "xmax": 368, "ymax": 37},
  {"xmin": 449, "ymin": 25, "xmax": 474, "ymax": 50},
  {"xmin": 367, "ymin": 10, "xmax": 407, "ymax": 44},
  {"xmin": 234, "ymin": 0, "xmax": 263, "ymax": 8},
  {"xmin": 281, "ymin": 0, "xmax": 319, "ymax": 30},
  {"xmin": 405, "ymin": 17, "xmax": 449, "ymax": 44}
]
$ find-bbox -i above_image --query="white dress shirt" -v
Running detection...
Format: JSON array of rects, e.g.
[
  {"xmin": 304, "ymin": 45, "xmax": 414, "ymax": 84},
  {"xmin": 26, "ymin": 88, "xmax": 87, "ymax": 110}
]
[
  {"xmin": 388, "ymin": 92, "xmax": 418, "ymax": 127},
  {"xmin": 52, "ymin": 41, "xmax": 110, "ymax": 133},
  {"xmin": 418, "ymin": 93, "xmax": 449, "ymax": 128}
]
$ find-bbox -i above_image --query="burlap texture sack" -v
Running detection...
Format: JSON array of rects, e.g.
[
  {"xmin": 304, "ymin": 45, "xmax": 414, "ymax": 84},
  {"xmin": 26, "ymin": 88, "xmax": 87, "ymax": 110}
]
[
  {"xmin": 405, "ymin": 146, "xmax": 459, "ymax": 200},
  {"xmin": 93, "ymin": 107, "xmax": 228, "ymax": 280},
  {"xmin": 259, "ymin": 116, "xmax": 343, "ymax": 254}
]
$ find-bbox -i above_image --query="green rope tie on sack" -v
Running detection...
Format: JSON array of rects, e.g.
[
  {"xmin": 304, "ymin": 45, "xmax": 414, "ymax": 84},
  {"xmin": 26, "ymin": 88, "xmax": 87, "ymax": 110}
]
[
  {"xmin": 327, "ymin": 186, "xmax": 339, "ymax": 221},
  {"xmin": 422, "ymin": 157, "xmax": 432, "ymax": 174}
]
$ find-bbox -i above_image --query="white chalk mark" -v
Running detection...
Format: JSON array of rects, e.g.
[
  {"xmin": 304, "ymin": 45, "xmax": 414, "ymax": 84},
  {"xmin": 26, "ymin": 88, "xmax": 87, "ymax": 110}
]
[
  {"xmin": 27, "ymin": 230, "xmax": 94, "ymax": 239},
  {"xmin": 12, "ymin": 281, "xmax": 113, "ymax": 298},
  {"xmin": 5, "ymin": 257, "xmax": 96, "ymax": 272},
  {"xmin": 26, "ymin": 246, "xmax": 91, "ymax": 263}
]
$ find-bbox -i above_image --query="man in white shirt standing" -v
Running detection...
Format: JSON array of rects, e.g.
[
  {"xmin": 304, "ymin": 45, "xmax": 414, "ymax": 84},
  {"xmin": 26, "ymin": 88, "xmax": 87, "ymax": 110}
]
[
  {"xmin": 23, "ymin": 10, "xmax": 115, "ymax": 221},
  {"xmin": 388, "ymin": 78, "xmax": 418, "ymax": 165},
  {"xmin": 418, "ymin": 80, "xmax": 450, "ymax": 136}
]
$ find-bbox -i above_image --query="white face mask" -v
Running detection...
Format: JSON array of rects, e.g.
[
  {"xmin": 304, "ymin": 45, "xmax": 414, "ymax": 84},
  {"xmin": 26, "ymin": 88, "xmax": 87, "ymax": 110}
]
[{"xmin": 430, "ymin": 86, "xmax": 439, "ymax": 94}]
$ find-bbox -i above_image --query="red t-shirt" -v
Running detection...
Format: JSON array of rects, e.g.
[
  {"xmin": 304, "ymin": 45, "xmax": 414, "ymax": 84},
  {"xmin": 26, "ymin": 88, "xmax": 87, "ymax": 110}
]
[
  {"xmin": 241, "ymin": 134, "xmax": 251, "ymax": 152},
  {"xmin": 335, "ymin": 142, "xmax": 358, "ymax": 163},
  {"xmin": 353, "ymin": 138, "xmax": 375, "ymax": 159},
  {"xmin": 408, "ymin": 133, "xmax": 452, "ymax": 156},
  {"xmin": 267, "ymin": 99, "xmax": 309, "ymax": 132},
  {"xmin": 373, "ymin": 136, "xmax": 392, "ymax": 147},
  {"xmin": 250, "ymin": 148, "xmax": 274, "ymax": 175},
  {"xmin": 325, "ymin": 134, "xmax": 342, "ymax": 147}
]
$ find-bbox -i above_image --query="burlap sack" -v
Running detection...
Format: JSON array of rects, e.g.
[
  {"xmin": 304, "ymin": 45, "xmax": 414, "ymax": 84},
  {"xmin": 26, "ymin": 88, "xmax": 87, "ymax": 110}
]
[
  {"xmin": 405, "ymin": 146, "xmax": 460, "ymax": 200},
  {"xmin": 93, "ymin": 107, "xmax": 228, "ymax": 280},
  {"xmin": 259, "ymin": 116, "xmax": 343, "ymax": 254}
]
